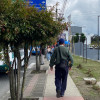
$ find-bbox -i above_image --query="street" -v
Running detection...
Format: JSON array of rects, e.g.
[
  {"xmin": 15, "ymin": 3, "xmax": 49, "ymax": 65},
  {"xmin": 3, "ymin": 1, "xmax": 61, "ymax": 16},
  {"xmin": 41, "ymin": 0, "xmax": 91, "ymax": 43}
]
[
  {"xmin": 0, "ymin": 73, "xmax": 9, "ymax": 99},
  {"xmin": 0, "ymin": 55, "xmax": 36, "ymax": 99}
]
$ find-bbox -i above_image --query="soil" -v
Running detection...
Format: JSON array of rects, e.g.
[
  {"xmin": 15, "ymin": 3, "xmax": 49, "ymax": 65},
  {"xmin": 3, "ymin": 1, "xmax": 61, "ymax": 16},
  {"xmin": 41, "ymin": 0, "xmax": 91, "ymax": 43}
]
[
  {"xmin": 31, "ymin": 70, "xmax": 46, "ymax": 74},
  {"xmin": 69, "ymin": 68, "xmax": 100, "ymax": 100},
  {"xmin": 22, "ymin": 98, "xmax": 38, "ymax": 100}
]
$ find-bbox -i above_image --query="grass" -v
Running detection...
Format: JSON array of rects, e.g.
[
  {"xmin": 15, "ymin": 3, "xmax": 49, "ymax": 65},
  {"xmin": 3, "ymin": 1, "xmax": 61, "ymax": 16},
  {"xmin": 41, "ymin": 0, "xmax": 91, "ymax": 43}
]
[
  {"xmin": 31, "ymin": 70, "xmax": 46, "ymax": 74},
  {"xmin": 71, "ymin": 55, "xmax": 100, "ymax": 81},
  {"xmin": 69, "ymin": 55, "xmax": 100, "ymax": 99}
]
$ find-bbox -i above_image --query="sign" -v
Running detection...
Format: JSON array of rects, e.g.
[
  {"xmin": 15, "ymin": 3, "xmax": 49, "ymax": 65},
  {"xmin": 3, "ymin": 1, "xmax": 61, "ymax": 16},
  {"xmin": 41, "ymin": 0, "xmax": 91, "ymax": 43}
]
[
  {"xmin": 27, "ymin": 0, "xmax": 46, "ymax": 10},
  {"xmin": 12, "ymin": 0, "xmax": 46, "ymax": 10}
]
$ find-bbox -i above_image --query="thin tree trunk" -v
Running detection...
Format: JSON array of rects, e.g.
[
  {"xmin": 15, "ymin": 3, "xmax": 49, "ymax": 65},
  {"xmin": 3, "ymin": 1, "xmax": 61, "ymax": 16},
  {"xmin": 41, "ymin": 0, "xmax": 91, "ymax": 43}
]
[
  {"xmin": 20, "ymin": 63, "xmax": 27, "ymax": 100},
  {"xmin": 11, "ymin": 51, "xmax": 17, "ymax": 100},
  {"xmin": 16, "ymin": 48, "xmax": 21, "ymax": 100},
  {"xmin": 36, "ymin": 48, "xmax": 40, "ymax": 71},
  {"xmin": 14, "ymin": 55, "xmax": 17, "ymax": 96},
  {"xmin": 3, "ymin": 46, "xmax": 15, "ymax": 100},
  {"xmin": 38, "ymin": 55, "xmax": 40, "ymax": 70},
  {"xmin": 11, "ymin": 66, "xmax": 16, "ymax": 100},
  {"xmin": 20, "ymin": 45, "xmax": 28, "ymax": 100}
]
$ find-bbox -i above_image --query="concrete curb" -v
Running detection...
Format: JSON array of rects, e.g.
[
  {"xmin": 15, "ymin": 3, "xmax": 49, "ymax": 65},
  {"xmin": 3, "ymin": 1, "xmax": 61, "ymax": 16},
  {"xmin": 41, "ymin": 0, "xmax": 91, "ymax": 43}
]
[
  {"xmin": 42, "ymin": 66, "xmax": 49, "ymax": 99},
  {"xmin": 1, "ymin": 63, "xmax": 36, "ymax": 100}
]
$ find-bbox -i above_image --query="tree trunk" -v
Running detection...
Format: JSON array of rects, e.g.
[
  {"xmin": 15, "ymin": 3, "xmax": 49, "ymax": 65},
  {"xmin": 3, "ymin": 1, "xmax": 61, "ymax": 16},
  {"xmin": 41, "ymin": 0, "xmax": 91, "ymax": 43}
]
[
  {"xmin": 14, "ymin": 57, "xmax": 17, "ymax": 98},
  {"xmin": 3, "ymin": 46, "xmax": 17, "ymax": 100},
  {"xmin": 36, "ymin": 48, "xmax": 40, "ymax": 71},
  {"xmin": 16, "ymin": 48, "xmax": 21, "ymax": 100},
  {"xmin": 39, "ymin": 54, "xmax": 41, "ymax": 70},
  {"xmin": 3, "ymin": 46, "xmax": 13, "ymax": 100},
  {"xmin": 11, "ymin": 66, "xmax": 16, "ymax": 100},
  {"xmin": 20, "ymin": 45, "xmax": 28, "ymax": 100}
]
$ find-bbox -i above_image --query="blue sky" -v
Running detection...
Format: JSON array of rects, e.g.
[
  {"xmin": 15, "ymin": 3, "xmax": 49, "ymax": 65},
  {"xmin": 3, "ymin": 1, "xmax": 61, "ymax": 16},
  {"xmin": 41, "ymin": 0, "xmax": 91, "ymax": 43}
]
[{"xmin": 47, "ymin": 0, "xmax": 100, "ymax": 35}]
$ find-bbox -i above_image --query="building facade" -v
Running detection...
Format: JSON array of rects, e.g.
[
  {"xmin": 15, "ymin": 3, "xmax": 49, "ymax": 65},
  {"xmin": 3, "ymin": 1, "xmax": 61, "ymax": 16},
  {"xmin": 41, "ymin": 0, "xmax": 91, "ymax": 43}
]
[{"xmin": 71, "ymin": 26, "xmax": 82, "ymax": 35}]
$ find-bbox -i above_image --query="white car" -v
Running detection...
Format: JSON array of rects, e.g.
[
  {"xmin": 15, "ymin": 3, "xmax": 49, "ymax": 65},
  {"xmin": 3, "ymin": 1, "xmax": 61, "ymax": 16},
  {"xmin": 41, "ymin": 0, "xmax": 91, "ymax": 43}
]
[
  {"xmin": 0, "ymin": 51, "xmax": 9, "ymax": 73},
  {"xmin": 0, "ymin": 49, "xmax": 30, "ymax": 73}
]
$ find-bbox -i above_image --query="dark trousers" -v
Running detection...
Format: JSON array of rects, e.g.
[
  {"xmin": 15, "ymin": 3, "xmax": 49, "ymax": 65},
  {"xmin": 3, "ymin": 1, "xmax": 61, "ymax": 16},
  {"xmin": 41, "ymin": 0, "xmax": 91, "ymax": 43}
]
[{"xmin": 55, "ymin": 65, "xmax": 68, "ymax": 95}]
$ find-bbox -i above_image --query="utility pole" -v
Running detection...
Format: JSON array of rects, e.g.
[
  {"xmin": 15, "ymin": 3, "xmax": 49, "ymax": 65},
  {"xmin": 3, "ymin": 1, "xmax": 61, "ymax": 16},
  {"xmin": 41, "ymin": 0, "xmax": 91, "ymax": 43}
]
[
  {"xmin": 98, "ymin": 16, "xmax": 100, "ymax": 60},
  {"xmin": 86, "ymin": 37, "xmax": 87, "ymax": 62},
  {"xmin": 67, "ymin": 14, "xmax": 72, "ymax": 52},
  {"xmin": 55, "ymin": 2, "xmax": 59, "ymax": 21}
]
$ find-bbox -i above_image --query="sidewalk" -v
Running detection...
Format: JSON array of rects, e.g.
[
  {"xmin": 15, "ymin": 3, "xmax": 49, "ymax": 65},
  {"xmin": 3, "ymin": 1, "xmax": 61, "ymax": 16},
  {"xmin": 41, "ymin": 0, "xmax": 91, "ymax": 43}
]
[
  {"xmin": 44, "ymin": 66, "xmax": 84, "ymax": 100},
  {"xmin": 2, "ymin": 57, "xmax": 84, "ymax": 100},
  {"xmin": 23, "ymin": 58, "xmax": 84, "ymax": 100}
]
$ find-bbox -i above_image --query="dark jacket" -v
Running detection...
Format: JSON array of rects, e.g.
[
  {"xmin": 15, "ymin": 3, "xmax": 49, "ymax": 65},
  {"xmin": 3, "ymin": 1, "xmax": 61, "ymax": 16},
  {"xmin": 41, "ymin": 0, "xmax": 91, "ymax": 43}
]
[{"xmin": 50, "ymin": 45, "xmax": 73, "ymax": 67}]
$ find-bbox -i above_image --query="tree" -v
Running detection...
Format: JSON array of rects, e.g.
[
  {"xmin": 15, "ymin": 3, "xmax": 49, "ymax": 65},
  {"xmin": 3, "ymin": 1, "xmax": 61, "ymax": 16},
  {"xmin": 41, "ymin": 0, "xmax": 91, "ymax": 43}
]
[
  {"xmin": 0, "ymin": 1, "xmax": 66, "ymax": 100},
  {"xmin": 80, "ymin": 33, "xmax": 86, "ymax": 62},
  {"xmin": 80, "ymin": 33, "xmax": 86, "ymax": 43},
  {"xmin": 72, "ymin": 33, "xmax": 79, "ymax": 43}
]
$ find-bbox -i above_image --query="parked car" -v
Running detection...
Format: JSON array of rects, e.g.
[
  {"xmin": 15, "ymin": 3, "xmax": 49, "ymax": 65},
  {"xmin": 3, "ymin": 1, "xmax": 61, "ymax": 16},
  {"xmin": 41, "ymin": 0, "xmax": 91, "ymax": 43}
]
[
  {"xmin": 0, "ymin": 51, "xmax": 9, "ymax": 73},
  {"xmin": 0, "ymin": 49, "xmax": 30, "ymax": 73}
]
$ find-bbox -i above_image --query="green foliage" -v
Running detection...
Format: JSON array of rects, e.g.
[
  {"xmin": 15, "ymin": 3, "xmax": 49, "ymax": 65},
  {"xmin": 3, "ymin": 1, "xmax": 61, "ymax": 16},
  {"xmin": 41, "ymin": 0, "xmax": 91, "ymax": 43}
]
[
  {"xmin": 0, "ymin": 0, "xmax": 65, "ymax": 47},
  {"xmin": 91, "ymin": 35, "xmax": 100, "ymax": 45},
  {"xmin": 72, "ymin": 33, "xmax": 79, "ymax": 43},
  {"xmin": 73, "ymin": 55, "xmax": 100, "ymax": 80},
  {"xmin": 72, "ymin": 33, "xmax": 86, "ymax": 43},
  {"xmin": 0, "ymin": 0, "xmax": 12, "ymax": 14},
  {"xmin": 80, "ymin": 33, "xmax": 86, "ymax": 43},
  {"xmin": 0, "ymin": 1, "xmax": 67, "ymax": 99}
]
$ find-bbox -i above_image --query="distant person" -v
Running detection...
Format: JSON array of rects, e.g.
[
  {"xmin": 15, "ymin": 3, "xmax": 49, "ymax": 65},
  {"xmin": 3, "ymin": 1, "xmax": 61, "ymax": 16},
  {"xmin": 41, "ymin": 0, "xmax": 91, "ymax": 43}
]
[
  {"xmin": 49, "ymin": 38, "xmax": 73, "ymax": 98},
  {"xmin": 50, "ymin": 45, "xmax": 55, "ymax": 56},
  {"xmin": 46, "ymin": 46, "xmax": 51, "ymax": 61}
]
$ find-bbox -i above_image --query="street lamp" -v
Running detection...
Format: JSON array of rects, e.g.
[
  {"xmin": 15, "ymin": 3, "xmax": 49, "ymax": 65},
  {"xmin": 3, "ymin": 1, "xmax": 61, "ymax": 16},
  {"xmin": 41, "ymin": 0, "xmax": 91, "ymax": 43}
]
[
  {"xmin": 79, "ymin": 34, "xmax": 81, "ymax": 56},
  {"xmin": 98, "ymin": 16, "xmax": 100, "ymax": 60},
  {"xmin": 85, "ymin": 37, "xmax": 87, "ymax": 62}
]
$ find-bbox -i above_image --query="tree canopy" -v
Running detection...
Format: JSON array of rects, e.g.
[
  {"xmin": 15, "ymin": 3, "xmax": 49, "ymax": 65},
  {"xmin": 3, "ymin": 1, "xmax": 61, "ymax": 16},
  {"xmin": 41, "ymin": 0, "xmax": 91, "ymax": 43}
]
[
  {"xmin": 0, "ymin": 0, "xmax": 66, "ymax": 47},
  {"xmin": 72, "ymin": 33, "xmax": 86, "ymax": 43},
  {"xmin": 0, "ymin": 1, "xmax": 67, "ymax": 100}
]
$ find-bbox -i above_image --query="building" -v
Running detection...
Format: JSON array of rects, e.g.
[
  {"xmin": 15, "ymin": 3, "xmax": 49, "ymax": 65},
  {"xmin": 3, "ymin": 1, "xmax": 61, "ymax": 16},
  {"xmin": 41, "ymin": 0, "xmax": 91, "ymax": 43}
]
[{"xmin": 71, "ymin": 26, "xmax": 82, "ymax": 35}]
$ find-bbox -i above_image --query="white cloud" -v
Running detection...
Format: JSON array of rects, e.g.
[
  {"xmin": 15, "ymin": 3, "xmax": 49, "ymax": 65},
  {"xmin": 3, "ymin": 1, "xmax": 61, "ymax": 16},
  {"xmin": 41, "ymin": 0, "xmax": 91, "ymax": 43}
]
[
  {"xmin": 65, "ymin": 0, "xmax": 100, "ymax": 35},
  {"xmin": 46, "ymin": 0, "xmax": 100, "ymax": 35}
]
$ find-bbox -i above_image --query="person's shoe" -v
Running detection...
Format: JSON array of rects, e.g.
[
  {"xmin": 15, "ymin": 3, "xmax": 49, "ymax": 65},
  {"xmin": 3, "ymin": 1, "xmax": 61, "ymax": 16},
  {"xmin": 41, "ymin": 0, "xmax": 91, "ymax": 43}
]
[
  {"xmin": 60, "ymin": 95, "xmax": 64, "ymax": 97},
  {"xmin": 56, "ymin": 90, "xmax": 61, "ymax": 98},
  {"xmin": 40, "ymin": 63, "xmax": 44, "ymax": 65}
]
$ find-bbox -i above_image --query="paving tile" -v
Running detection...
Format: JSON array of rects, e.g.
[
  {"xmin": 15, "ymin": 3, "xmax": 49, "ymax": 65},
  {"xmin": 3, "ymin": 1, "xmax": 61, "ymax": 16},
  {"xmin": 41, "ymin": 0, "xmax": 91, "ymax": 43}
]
[
  {"xmin": 43, "ymin": 96, "xmax": 84, "ymax": 100},
  {"xmin": 23, "ymin": 74, "xmax": 39, "ymax": 97}
]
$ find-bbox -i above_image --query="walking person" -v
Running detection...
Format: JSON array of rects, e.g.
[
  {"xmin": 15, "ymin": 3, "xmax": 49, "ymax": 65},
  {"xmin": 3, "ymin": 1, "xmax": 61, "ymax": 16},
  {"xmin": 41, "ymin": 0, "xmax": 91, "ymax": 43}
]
[
  {"xmin": 46, "ymin": 46, "xmax": 51, "ymax": 61},
  {"xmin": 49, "ymin": 38, "xmax": 73, "ymax": 98}
]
